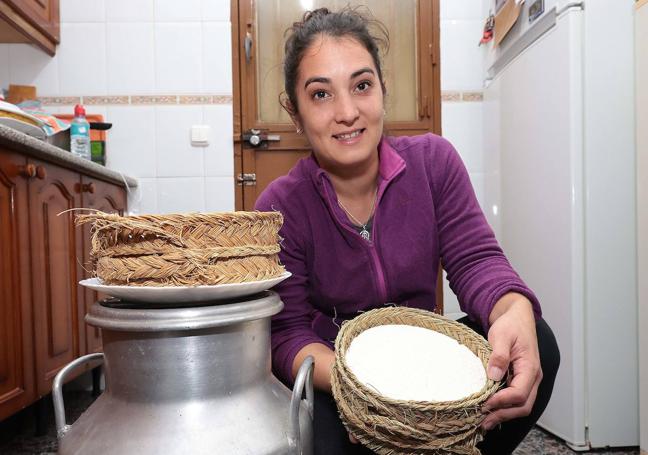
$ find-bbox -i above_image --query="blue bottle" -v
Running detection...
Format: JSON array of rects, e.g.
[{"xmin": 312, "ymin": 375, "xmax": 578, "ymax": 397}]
[{"xmin": 70, "ymin": 104, "xmax": 91, "ymax": 160}]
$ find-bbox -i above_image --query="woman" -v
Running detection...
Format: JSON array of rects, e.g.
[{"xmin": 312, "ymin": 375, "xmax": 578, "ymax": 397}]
[{"xmin": 255, "ymin": 8, "xmax": 559, "ymax": 455}]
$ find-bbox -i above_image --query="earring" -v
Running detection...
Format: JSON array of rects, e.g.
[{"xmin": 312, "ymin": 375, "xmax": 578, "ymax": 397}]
[
  {"xmin": 383, "ymin": 109, "xmax": 386, "ymax": 117},
  {"xmin": 296, "ymin": 127, "xmax": 303, "ymax": 134}
]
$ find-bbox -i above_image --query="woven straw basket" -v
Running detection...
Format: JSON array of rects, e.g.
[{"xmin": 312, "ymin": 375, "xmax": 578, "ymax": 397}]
[
  {"xmin": 75, "ymin": 211, "xmax": 285, "ymax": 286},
  {"xmin": 331, "ymin": 307, "xmax": 500, "ymax": 455}
]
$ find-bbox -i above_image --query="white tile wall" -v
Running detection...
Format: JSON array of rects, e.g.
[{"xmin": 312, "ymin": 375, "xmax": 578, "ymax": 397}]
[
  {"xmin": 60, "ymin": 0, "xmax": 105, "ymax": 22},
  {"xmin": 58, "ymin": 23, "xmax": 107, "ymax": 95},
  {"xmin": 202, "ymin": 0, "xmax": 231, "ymax": 22},
  {"xmin": 157, "ymin": 177, "xmax": 206, "ymax": 214},
  {"xmin": 440, "ymin": 19, "xmax": 485, "ymax": 91},
  {"xmin": 129, "ymin": 177, "xmax": 158, "ymax": 215},
  {"xmin": 203, "ymin": 22, "xmax": 232, "ymax": 93},
  {"xmin": 155, "ymin": 105, "xmax": 205, "ymax": 177},
  {"xmin": 205, "ymin": 177, "xmax": 235, "ymax": 212},
  {"xmin": 8, "ymin": 44, "xmax": 59, "ymax": 95},
  {"xmin": 154, "ymin": 23, "xmax": 203, "ymax": 93},
  {"xmin": 106, "ymin": 23, "xmax": 155, "ymax": 94},
  {"xmin": 106, "ymin": 106, "xmax": 157, "ymax": 178},
  {"xmin": 155, "ymin": 0, "xmax": 203, "ymax": 22},
  {"xmin": 84, "ymin": 105, "xmax": 107, "ymax": 121},
  {"xmin": 440, "ymin": 0, "xmax": 484, "ymax": 21},
  {"xmin": 105, "ymin": 0, "xmax": 154, "ymax": 22},
  {"xmin": 203, "ymin": 104, "xmax": 233, "ymax": 176}
]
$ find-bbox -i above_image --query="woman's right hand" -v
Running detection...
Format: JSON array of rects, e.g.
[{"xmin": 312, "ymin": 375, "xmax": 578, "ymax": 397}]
[
  {"xmin": 293, "ymin": 344, "xmax": 361, "ymax": 444},
  {"xmin": 292, "ymin": 342, "xmax": 336, "ymax": 393}
]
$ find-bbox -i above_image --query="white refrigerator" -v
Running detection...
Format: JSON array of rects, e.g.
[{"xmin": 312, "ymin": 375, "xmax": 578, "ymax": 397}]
[{"xmin": 482, "ymin": 0, "xmax": 638, "ymax": 450}]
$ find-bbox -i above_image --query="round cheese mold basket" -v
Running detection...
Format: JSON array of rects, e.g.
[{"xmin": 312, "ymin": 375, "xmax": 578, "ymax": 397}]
[
  {"xmin": 75, "ymin": 211, "xmax": 285, "ymax": 286},
  {"xmin": 331, "ymin": 307, "xmax": 501, "ymax": 455}
]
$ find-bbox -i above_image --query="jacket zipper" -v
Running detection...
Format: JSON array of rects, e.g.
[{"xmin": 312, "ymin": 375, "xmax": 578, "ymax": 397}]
[
  {"xmin": 368, "ymin": 186, "xmax": 388, "ymax": 303},
  {"xmin": 321, "ymin": 177, "xmax": 389, "ymax": 304}
]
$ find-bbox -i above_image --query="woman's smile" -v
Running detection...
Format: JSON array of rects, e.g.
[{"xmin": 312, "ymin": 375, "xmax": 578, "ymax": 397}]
[{"xmin": 332, "ymin": 127, "xmax": 366, "ymax": 144}]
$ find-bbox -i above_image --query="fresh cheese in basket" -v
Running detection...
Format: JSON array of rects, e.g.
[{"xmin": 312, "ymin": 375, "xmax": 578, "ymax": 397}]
[{"xmin": 345, "ymin": 324, "xmax": 487, "ymax": 402}]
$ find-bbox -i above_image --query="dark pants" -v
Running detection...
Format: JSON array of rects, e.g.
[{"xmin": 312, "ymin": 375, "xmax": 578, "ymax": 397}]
[{"xmin": 313, "ymin": 318, "xmax": 560, "ymax": 455}]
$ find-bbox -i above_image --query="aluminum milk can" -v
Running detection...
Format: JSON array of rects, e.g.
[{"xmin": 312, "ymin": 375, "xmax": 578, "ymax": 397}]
[{"xmin": 53, "ymin": 291, "xmax": 314, "ymax": 454}]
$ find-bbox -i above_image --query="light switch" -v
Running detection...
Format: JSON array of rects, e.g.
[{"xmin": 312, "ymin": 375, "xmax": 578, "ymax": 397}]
[{"xmin": 191, "ymin": 125, "xmax": 211, "ymax": 147}]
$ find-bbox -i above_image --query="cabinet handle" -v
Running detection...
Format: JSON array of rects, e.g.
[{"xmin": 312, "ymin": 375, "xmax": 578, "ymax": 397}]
[
  {"xmin": 81, "ymin": 182, "xmax": 96, "ymax": 194},
  {"xmin": 35, "ymin": 165, "xmax": 47, "ymax": 180},
  {"xmin": 19, "ymin": 164, "xmax": 36, "ymax": 178}
]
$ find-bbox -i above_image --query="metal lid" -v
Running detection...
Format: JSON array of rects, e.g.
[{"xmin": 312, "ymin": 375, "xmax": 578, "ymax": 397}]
[{"xmin": 86, "ymin": 291, "xmax": 283, "ymax": 332}]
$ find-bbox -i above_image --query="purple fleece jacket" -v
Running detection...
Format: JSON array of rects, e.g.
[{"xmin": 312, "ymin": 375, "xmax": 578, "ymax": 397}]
[{"xmin": 255, "ymin": 133, "xmax": 541, "ymax": 386}]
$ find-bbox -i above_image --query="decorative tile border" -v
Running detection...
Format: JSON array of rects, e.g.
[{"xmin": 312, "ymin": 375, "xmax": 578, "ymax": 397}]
[
  {"xmin": 38, "ymin": 94, "xmax": 233, "ymax": 106},
  {"xmin": 179, "ymin": 95, "xmax": 214, "ymax": 104},
  {"xmin": 38, "ymin": 96, "xmax": 81, "ymax": 105},
  {"xmin": 213, "ymin": 95, "xmax": 233, "ymax": 104},
  {"xmin": 441, "ymin": 90, "xmax": 483, "ymax": 102},
  {"xmin": 41, "ymin": 92, "xmax": 476, "ymax": 106},
  {"xmin": 84, "ymin": 96, "xmax": 129, "ymax": 105},
  {"xmin": 441, "ymin": 91, "xmax": 461, "ymax": 102},
  {"xmin": 461, "ymin": 91, "xmax": 483, "ymax": 102},
  {"xmin": 130, "ymin": 95, "xmax": 179, "ymax": 105}
]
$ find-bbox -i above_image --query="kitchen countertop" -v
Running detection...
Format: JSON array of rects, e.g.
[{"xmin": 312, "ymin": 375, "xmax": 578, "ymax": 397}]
[{"xmin": 0, "ymin": 123, "xmax": 138, "ymax": 188}]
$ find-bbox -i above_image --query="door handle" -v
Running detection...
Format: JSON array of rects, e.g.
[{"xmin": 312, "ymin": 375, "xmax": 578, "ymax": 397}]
[
  {"xmin": 18, "ymin": 163, "xmax": 36, "ymax": 179},
  {"xmin": 35, "ymin": 165, "xmax": 47, "ymax": 180},
  {"xmin": 242, "ymin": 129, "xmax": 281, "ymax": 147},
  {"xmin": 244, "ymin": 32, "xmax": 253, "ymax": 63},
  {"xmin": 81, "ymin": 182, "xmax": 96, "ymax": 194}
]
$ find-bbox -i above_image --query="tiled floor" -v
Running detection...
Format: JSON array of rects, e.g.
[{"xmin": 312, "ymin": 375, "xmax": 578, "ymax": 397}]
[
  {"xmin": 514, "ymin": 428, "xmax": 639, "ymax": 455},
  {"xmin": 0, "ymin": 388, "xmax": 640, "ymax": 455}
]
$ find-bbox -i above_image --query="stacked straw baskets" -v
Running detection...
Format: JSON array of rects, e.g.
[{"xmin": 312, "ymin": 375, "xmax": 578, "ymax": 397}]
[
  {"xmin": 331, "ymin": 307, "xmax": 500, "ymax": 455},
  {"xmin": 75, "ymin": 211, "xmax": 285, "ymax": 286}
]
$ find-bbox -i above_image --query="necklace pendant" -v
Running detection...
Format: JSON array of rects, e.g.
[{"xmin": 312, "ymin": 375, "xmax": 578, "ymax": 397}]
[{"xmin": 360, "ymin": 228, "xmax": 370, "ymax": 241}]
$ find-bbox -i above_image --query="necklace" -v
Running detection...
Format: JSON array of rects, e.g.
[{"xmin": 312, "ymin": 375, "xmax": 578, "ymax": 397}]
[{"xmin": 337, "ymin": 188, "xmax": 378, "ymax": 241}]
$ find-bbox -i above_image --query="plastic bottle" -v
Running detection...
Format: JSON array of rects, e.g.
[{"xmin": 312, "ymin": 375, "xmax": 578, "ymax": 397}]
[{"xmin": 70, "ymin": 104, "xmax": 91, "ymax": 160}]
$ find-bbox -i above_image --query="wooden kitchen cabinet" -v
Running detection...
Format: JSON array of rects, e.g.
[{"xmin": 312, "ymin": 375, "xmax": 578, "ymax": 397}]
[
  {"xmin": 0, "ymin": 0, "xmax": 60, "ymax": 56},
  {"xmin": 28, "ymin": 159, "xmax": 82, "ymax": 396},
  {"xmin": 0, "ymin": 151, "xmax": 36, "ymax": 422},
  {"xmin": 0, "ymin": 148, "xmax": 127, "ymax": 421}
]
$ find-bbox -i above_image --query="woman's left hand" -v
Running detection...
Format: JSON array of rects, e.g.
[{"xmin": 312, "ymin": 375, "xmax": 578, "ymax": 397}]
[{"xmin": 481, "ymin": 293, "xmax": 542, "ymax": 431}]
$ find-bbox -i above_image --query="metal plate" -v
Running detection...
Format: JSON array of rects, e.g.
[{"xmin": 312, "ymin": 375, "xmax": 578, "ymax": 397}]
[{"xmin": 79, "ymin": 272, "xmax": 291, "ymax": 304}]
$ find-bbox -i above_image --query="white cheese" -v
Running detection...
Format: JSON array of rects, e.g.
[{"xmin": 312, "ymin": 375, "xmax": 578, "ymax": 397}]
[{"xmin": 345, "ymin": 324, "xmax": 487, "ymax": 402}]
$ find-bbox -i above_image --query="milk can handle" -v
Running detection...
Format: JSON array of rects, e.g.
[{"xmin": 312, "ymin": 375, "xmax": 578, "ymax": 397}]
[
  {"xmin": 287, "ymin": 355, "xmax": 314, "ymax": 454},
  {"xmin": 52, "ymin": 353, "xmax": 104, "ymax": 439}
]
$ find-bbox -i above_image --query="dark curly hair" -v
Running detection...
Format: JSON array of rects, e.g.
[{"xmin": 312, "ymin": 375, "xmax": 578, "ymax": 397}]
[{"xmin": 281, "ymin": 7, "xmax": 389, "ymax": 115}]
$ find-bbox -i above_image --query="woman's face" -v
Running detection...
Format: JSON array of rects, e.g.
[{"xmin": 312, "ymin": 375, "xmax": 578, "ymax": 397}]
[{"xmin": 293, "ymin": 35, "xmax": 384, "ymax": 172}]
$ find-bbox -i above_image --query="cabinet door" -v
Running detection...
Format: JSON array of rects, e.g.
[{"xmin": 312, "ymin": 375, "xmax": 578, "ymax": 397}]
[
  {"xmin": 78, "ymin": 177, "xmax": 127, "ymax": 355},
  {"xmin": 0, "ymin": 150, "xmax": 35, "ymax": 421},
  {"xmin": 4, "ymin": 0, "xmax": 60, "ymax": 42},
  {"xmin": 28, "ymin": 159, "xmax": 81, "ymax": 396}
]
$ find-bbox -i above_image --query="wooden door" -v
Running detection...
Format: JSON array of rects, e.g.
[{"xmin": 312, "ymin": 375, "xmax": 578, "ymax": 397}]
[
  {"xmin": 28, "ymin": 159, "xmax": 82, "ymax": 396},
  {"xmin": 232, "ymin": 0, "xmax": 440, "ymax": 210},
  {"xmin": 78, "ymin": 177, "xmax": 126, "ymax": 355},
  {"xmin": 0, "ymin": 150, "xmax": 35, "ymax": 421}
]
